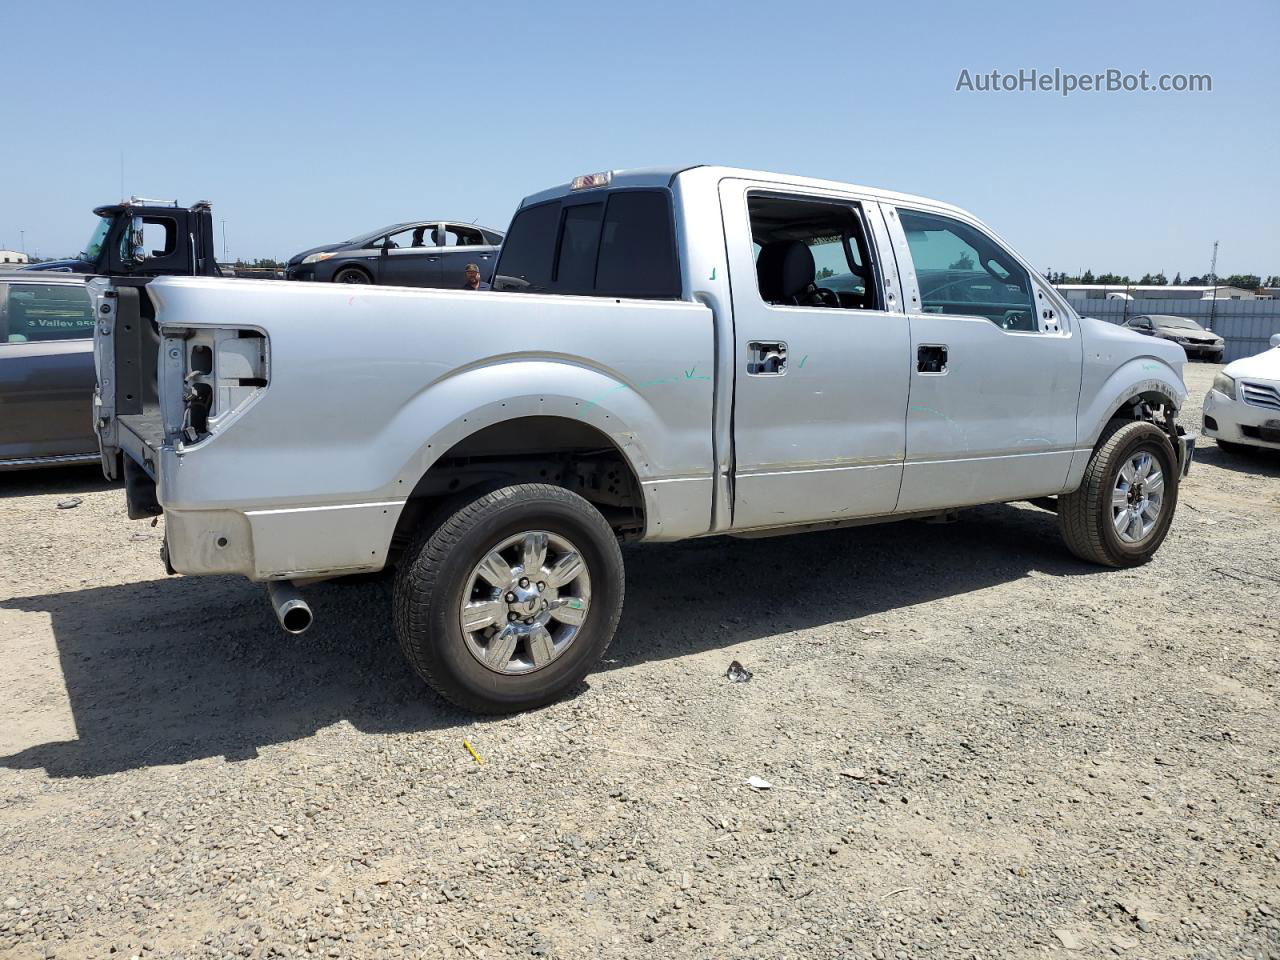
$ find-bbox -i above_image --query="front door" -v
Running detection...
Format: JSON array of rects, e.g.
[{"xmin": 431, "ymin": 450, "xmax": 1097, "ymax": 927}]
[
  {"xmin": 721, "ymin": 180, "xmax": 912, "ymax": 530},
  {"xmin": 883, "ymin": 205, "xmax": 1083, "ymax": 511},
  {"xmin": 0, "ymin": 282, "xmax": 97, "ymax": 461},
  {"xmin": 379, "ymin": 223, "xmax": 444, "ymax": 288}
]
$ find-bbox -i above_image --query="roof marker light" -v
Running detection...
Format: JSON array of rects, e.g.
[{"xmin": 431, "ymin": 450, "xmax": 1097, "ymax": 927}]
[{"xmin": 571, "ymin": 171, "xmax": 612, "ymax": 190}]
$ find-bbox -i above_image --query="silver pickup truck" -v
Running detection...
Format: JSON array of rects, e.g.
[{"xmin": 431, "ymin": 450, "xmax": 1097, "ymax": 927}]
[{"xmin": 93, "ymin": 166, "xmax": 1194, "ymax": 713}]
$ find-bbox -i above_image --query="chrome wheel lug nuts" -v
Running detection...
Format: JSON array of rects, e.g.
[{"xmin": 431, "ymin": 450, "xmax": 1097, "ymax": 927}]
[
  {"xmin": 505, "ymin": 592, "xmax": 516, "ymax": 602},
  {"xmin": 519, "ymin": 577, "xmax": 530, "ymax": 588}
]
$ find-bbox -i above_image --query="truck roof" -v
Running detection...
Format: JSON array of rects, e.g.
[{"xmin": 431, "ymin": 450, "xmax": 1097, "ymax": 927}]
[{"xmin": 519, "ymin": 165, "xmax": 975, "ymax": 220}]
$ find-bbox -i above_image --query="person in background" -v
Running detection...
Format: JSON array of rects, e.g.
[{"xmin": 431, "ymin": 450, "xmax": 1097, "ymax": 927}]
[{"xmin": 462, "ymin": 263, "xmax": 490, "ymax": 290}]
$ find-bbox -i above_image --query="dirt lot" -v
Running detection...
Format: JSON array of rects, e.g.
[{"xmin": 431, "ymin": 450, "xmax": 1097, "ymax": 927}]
[{"xmin": 1, "ymin": 362, "xmax": 1277, "ymax": 960}]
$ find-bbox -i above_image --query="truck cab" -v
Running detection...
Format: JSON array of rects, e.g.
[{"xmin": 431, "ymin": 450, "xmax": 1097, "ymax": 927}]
[{"xmin": 26, "ymin": 199, "xmax": 221, "ymax": 278}]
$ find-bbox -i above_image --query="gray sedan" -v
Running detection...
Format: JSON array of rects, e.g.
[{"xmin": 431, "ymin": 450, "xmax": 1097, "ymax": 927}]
[
  {"xmin": 285, "ymin": 221, "xmax": 503, "ymax": 288},
  {"xmin": 1123, "ymin": 314, "xmax": 1224, "ymax": 361},
  {"xmin": 0, "ymin": 274, "xmax": 98, "ymax": 469}
]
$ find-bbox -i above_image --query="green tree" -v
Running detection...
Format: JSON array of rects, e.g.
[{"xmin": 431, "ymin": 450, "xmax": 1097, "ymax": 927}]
[
  {"xmin": 1222, "ymin": 274, "xmax": 1261, "ymax": 290},
  {"xmin": 1172, "ymin": 272, "xmax": 1182, "ymax": 285},
  {"xmin": 1080, "ymin": 270, "xmax": 1095, "ymax": 284}
]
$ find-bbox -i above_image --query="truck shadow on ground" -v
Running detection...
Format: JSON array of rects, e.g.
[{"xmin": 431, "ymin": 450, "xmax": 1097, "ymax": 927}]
[
  {"xmin": 0, "ymin": 464, "xmax": 116, "ymax": 499},
  {"xmin": 1, "ymin": 503, "xmax": 1095, "ymax": 779}
]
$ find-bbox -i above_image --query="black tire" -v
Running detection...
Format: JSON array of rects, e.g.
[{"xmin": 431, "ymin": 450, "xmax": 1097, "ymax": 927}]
[
  {"xmin": 1058, "ymin": 420, "xmax": 1180, "ymax": 568},
  {"xmin": 1216, "ymin": 439, "xmax": 1252, "ymax": 455},
  {"xmin": 333, "ymin": 266, "xmax": 371, "ymax": 284},
  {"xmin": 393, "ymin": 484, "xmax": 624, "ymax": 713}
]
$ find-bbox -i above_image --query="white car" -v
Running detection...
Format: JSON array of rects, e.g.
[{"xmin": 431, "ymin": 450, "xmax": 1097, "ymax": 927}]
[{"xmin": 1202, "ymin": 334, "xmax": 1280, "ymax": 453}]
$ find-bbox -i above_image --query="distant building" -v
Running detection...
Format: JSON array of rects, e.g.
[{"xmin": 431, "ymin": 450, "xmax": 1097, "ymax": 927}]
[
  {"xmin": 1055, "ymin": 283, "xmax": 1258, "ymax": 301},
  {"xmin": 0, "ymin": 250, "xmax": 29, "ymax": 265}
]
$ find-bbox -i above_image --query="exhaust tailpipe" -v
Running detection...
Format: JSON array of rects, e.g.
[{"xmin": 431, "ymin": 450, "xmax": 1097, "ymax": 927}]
[{"xmin": 267, "ymin": 580, "xmax": 313, "ymax": 635}]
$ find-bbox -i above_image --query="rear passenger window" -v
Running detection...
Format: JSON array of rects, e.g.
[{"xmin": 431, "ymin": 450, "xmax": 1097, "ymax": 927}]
[
  {"xmin": 493, "ymin": 190, "xmax": 680, "ymax": 299},
  {"xmin": 444, "ymin": 225, "xmax": 485, "ymax": 247},
  {"xmin": 897, "ymin": 209, "xmax": 1037, "ymax": 331},
  {"xmin": 748, "ymin": 194, "xmax": 879, "ymax": 310},
  {"xmin": 2, "ymin": 283, "xmax": 94, "ymax": 343}
]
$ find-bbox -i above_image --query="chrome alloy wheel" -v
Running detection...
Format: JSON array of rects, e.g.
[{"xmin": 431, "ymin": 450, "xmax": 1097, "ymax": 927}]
[
  {"xmin": 1112, "ymin": 451, "xmax": 1165, "ymax": 544},
  {"xmin": 458, "ymin": 531, "xmax": 591, "ymax": 675}
]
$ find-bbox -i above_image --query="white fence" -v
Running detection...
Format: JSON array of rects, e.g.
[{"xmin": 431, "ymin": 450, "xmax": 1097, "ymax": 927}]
[{"xmin": 1064, "ymin": 297, "xmax": 1279, "ymax": 363}]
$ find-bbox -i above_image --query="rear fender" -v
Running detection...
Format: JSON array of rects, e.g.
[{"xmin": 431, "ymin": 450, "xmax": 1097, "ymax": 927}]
[{"xmin": 382, "ymin": 358, "xmax": 713, "ymax": 540}]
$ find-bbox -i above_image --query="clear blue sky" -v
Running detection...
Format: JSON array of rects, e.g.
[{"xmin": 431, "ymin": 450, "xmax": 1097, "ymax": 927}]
[{"xmin": 3, "ymin": 0, "xmax": 1276, "ymax": 279}]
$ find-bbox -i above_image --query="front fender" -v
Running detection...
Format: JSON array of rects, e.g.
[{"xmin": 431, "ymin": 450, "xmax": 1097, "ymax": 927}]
[
  {"xmin": 1065, "ymin": 355, "xmax": 1188, "ymax": 491},
  {"xmin": 1079, "ymin": 357, "xmax": 1187, "ymax": 449}
]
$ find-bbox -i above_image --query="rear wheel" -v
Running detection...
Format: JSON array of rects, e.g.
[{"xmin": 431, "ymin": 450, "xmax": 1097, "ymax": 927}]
[
  {"xmin": 333, "ymin": 266, "xmax": 371, "ymax": 284},
  {"xmin": 1059, "ymin": 420, "xmax": 1179, "ymax": 567},
  {"xmin": 393, "ymin": 484, "xmax": 624, "ymax": 713}
]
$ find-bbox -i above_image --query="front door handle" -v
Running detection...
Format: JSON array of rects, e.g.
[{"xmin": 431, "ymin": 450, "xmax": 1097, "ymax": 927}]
[
  {"xmin": 747, "ymin": 340, "xmax": 787, "ymax": 376},
  {"xmin": 917, "ymin": 344, "xmax": 948, "ymax": 374}
]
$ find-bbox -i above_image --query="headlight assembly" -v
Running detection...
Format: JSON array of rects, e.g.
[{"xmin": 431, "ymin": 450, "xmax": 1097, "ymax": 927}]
[
  {"xmin": 1212, "ymin": 372, "xmax": 1237, "ymax": 398},
  {"xmin": 301, "ymin": 251, "xmax": 337, "ymax": 265}
]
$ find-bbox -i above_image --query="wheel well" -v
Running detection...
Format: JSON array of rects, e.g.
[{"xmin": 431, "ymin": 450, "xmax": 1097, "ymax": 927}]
[
  {"xmin": 1102, "ymin": 390, "xmax": 1181, "ymax": 447},
  {"xmin": 332, "ymin": 264, "xmax": 372, "ymax": 282},
  {"xmin": 389, "ymin": 416, "xmax": 645, "ymax": 559}
]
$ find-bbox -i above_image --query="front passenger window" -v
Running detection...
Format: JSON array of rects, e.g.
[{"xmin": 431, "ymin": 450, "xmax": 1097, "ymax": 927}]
[{"xmin": 897, "ymin": 209, "xmax": 1037, "ymax": 331}]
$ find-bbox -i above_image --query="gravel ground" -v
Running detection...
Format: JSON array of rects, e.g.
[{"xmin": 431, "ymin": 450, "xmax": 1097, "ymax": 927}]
[{"xmin": 1, "ymin": 362, "xmax": 1277, "ymax": 960}]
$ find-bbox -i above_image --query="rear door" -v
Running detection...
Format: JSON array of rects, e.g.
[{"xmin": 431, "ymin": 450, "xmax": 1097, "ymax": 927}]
[
  {"xmin": 0, "ymin": 281, "xmax": 97, "ymax": 462},
  {"xmin": 720, "ymin": 179, "xmax": 912, "ymax": 530},
  {"xmin": 439, "ymin": 223, "xmax": 498, "ymax": 287},
  {"xmin": 378, "ymin": 223, "xmax": 444, "ymax": 287},
  {"xmin": 884, "ymin": 205, "xmax": 1082, "ymax": 510}
]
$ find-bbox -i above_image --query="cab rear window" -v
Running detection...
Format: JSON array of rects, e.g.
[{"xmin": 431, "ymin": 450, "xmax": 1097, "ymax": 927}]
[{"xmin": 493, "ymin": 189, "xmax": 680, "ymax": 299}]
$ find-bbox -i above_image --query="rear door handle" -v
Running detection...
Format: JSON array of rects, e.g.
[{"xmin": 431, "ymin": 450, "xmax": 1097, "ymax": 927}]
[
  {"xmin": 917, "ymin": 344, "xmax": 947, "ymax": 374},
  {"xmin": 747, "ymin": 341, "xmax": 787, "ymax": 376}
]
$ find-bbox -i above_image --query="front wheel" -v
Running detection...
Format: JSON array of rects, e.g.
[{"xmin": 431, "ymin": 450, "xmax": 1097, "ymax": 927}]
[
  {"xmin": 393, "ymin": 484, "xmax": 624, "ymax": 713},
  {"xmin": 1058, "ymin": 420, "xmax": 1180, "ymax": 567},
  {"xmin": 333, "ymin": 266, "xmax": 371, "ymax": 284}
]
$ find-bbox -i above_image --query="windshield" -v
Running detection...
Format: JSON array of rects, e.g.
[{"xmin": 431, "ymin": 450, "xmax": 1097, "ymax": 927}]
[
  {"xmin": 1146, "ymin": 315, "xmax": 1205, "ymax": 331},
  {"xmin": 81, "ymin": 216, "xmax": 111, "ymax": 262}
]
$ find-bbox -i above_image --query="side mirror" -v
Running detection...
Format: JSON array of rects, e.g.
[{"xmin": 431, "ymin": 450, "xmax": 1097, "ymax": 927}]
[
  {"xmin": 125, "ymin": 216, "xmax": 149, "ymax": 265},
  {"xmin": 380, "ymin": 245, "xmax": 390, "ymax": 256},
  {"xmin": 1271, "ymin": 333, "xmax": 1280, "ymax": 348}
]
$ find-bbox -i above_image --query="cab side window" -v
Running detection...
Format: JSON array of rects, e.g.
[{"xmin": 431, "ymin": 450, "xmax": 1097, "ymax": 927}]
[
  {"xmin": 897, "ymin": 209, "xmax": 1037, "ymax": 331},
  {"xmin": 2, "ymin": 283, "xmax": 94, "ymax": 343},
  {"xmin": 748, "ymin": 194, "xmax": 879, "ymax": 311}
]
